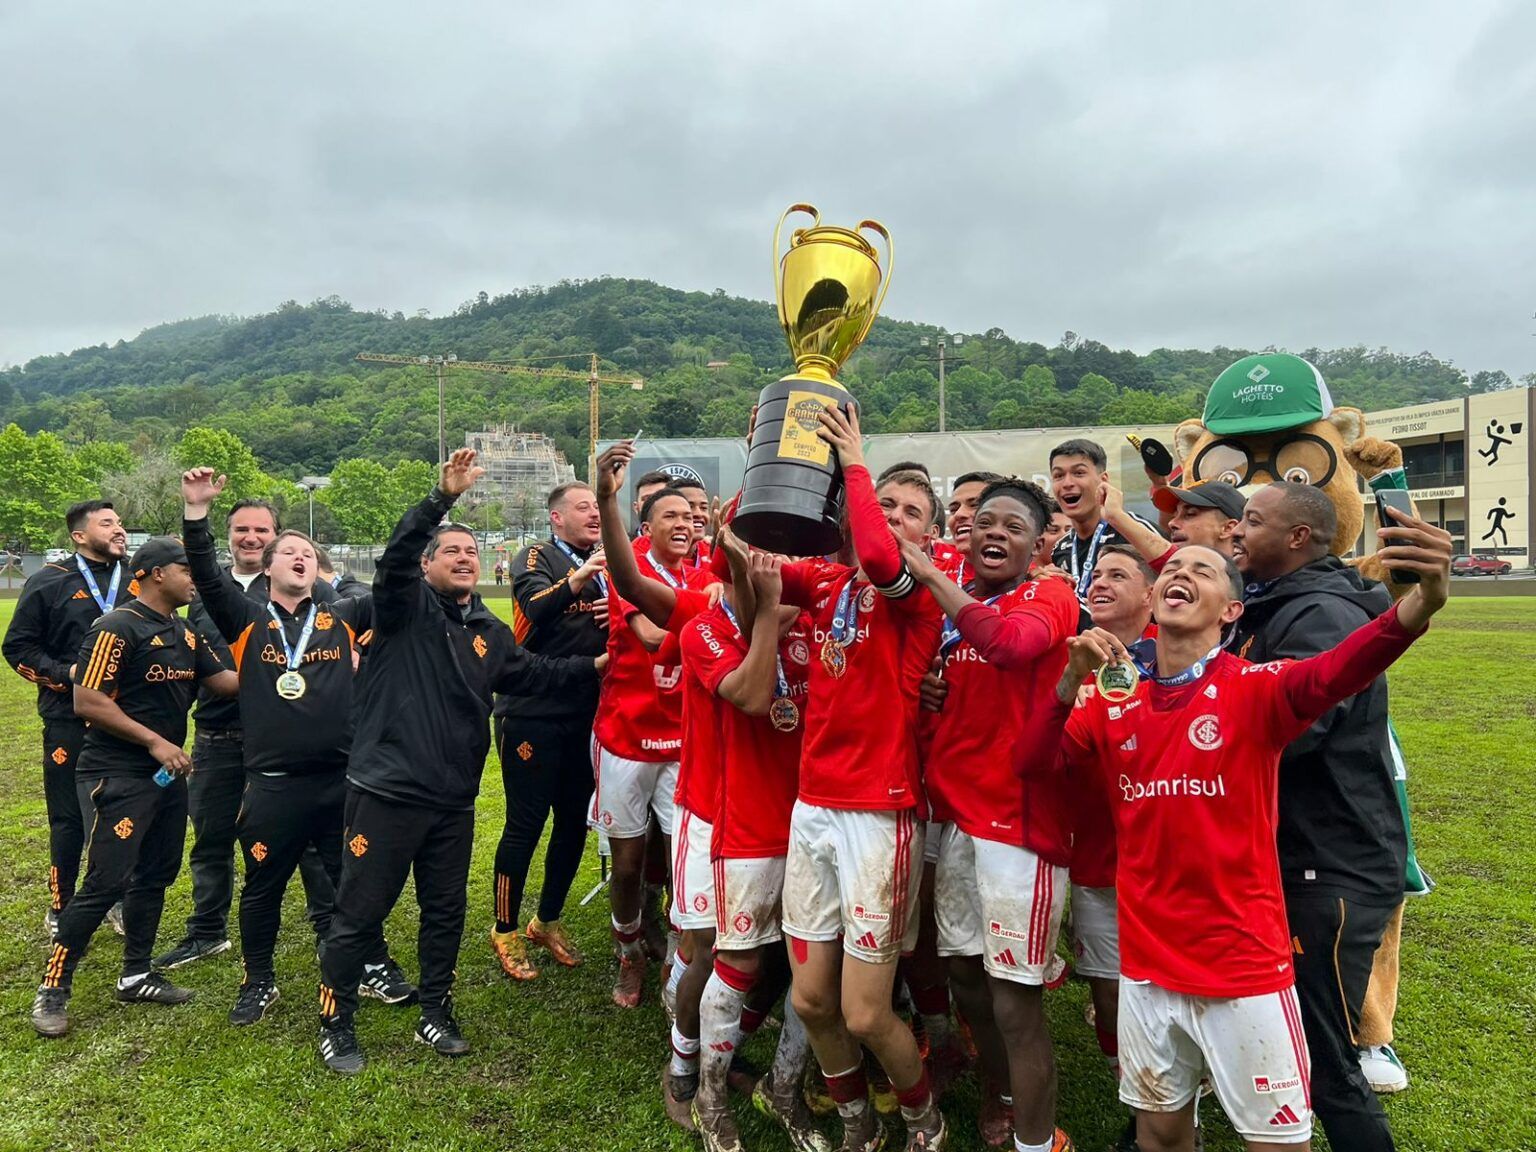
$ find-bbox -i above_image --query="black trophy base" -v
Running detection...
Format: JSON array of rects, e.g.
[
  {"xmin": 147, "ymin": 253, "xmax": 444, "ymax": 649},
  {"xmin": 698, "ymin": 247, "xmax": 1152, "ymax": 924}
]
[{"xmin": 733, "ymin": 375, "xmax": 855, "ymax": 557}]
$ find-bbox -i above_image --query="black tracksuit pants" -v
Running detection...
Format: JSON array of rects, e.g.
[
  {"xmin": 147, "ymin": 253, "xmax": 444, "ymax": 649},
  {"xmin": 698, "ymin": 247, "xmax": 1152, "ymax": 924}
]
[
  {"xmin": 236, "ymin": 767, "xmax": 385, "ymax": 984},
  {"xmin": 492, "ymin": 714, "xmax": 595, "ymax": 930},
  {"xmin": 185, "ymin": 728, "xmax": 336, "ymax": 941},
  {"xmin": 1287, "ymin": 892, "xmax": 1399, "ymax": 1152},
  {"xmin": 44, "ymin": 774, "xmax": 187, "ymax": 990},
  {"xmin": 320, "ymin": 787, "xmax": 474, "ymax": 1024},
  {"xmin": 41, "ymin": 718, "xmax": 87, "ymax": 912}
]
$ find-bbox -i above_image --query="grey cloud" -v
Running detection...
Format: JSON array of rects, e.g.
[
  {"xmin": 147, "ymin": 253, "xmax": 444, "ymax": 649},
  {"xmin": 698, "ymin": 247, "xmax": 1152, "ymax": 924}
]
[{"xmin": 1, "ymin": 0, "xmax": 1530, "ymax": 380}]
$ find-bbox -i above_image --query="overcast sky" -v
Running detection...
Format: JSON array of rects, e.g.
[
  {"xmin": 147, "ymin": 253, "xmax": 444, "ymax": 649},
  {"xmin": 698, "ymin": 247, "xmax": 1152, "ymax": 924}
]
[{"xmin": 3, "ymin": 1, "xmax": 1532, "ymax": 379}]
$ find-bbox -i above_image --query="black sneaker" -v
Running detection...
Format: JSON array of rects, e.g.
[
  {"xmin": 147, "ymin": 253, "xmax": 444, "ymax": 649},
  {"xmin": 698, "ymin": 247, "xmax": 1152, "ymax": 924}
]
[
  {"xmin": 105, "ymin": 902, "xmax": 126, "ymax": 937},
  {"xmin": 229, "ymin": 980, "xmax": 281, "ymax": 1026},
  {"xmin": 359, "ymin": 957, "xmax": 417, "ymax": 1005},
  {"xmin": 414, "ymin": 1010, "xmax": 469, "ymax": 1056},
  {"xmin": 320, "ymin": 1021, "xmax": 367, "ymax": 1075},
  {"xmin": 31, "ymin": 987, "xmax": 70, "ymax": 1037},
  {"xmin": 153, "ymin": 936, "xmax": 231, "ymax": 970},
  {"xmin": 115, "ymin": 971, "xmax": 195, "ymax": 1005}
]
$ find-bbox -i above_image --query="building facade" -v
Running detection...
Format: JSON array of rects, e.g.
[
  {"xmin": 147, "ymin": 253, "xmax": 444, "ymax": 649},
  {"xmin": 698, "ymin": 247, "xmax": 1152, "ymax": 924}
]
[{"xmin": 463, "ymin": 424, "xmax": 576, "ymax": 511}]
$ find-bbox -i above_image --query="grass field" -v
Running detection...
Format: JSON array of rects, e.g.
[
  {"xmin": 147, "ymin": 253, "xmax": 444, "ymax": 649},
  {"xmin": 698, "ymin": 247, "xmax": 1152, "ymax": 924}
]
[{"xmin": 0, "ymin": 596, "xmax": 1532, "ymax": 1152}]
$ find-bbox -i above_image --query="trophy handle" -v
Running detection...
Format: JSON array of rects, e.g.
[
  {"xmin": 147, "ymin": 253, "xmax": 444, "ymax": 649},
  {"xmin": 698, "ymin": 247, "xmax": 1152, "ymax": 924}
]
[
  {"xmin": 857, "ymin": 219, "xmax": 893, "ymax": 333},
  {"xmin": 773, "ymin": 203, "xmax": 820, "ymax": 317}
]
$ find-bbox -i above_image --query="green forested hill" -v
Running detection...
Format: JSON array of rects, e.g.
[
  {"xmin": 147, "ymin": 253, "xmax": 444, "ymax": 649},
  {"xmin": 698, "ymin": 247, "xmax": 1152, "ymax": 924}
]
[{"xmin": 0, "ymin": 278, "xmax": 1520, "ymax": 480}]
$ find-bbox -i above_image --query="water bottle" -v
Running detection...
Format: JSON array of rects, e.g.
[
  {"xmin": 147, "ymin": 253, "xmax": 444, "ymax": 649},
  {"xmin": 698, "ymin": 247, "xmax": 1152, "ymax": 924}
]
[{"xmin": 153, "ymin": 766, "xmax": 175, "ymax": 787}]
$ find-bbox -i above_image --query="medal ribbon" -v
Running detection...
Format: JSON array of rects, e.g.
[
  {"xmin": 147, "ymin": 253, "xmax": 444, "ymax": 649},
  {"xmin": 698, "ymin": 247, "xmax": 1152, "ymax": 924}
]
[
  {"xmin": 643, "ymin": 552, "xmax": 682, "ymax": 591},
  {"xmin": 719, "ymin": 599, "xmax": 791, "ymax": 700},
  {"xmin": 266, "ymin": 601, "xmax": 318, "ymax": 673},
  {"xmin": 1068, "ymin": 521, "xmax": 1109, "ymax": 599},
  {"xmin": 829, "ymin": 579, "xmax": 860, "ymax": 647},
  {"xmin": 76, "ymin": 555, "xmax": 121, "ymax": 616},
  {"xmin": 1128, "ymin": 639, "xmax": 1224, "ymax": 689},
  {"xmin": 554, "ymin": 537, "xmax": 607, "ymax": 597}
]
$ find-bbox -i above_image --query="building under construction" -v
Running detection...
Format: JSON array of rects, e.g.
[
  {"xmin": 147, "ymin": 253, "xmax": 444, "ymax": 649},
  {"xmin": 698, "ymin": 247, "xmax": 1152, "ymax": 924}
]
[{"xmin": 463, "ymin": 424, "xmax": 575, "ymax": 507}]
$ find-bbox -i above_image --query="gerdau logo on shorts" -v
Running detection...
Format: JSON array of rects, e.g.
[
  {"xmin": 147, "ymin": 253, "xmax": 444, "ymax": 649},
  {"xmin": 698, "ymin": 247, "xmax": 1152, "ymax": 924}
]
[{"xmin": 1118, "ymin": 774, "xmax": 1227, "ymax": 802}]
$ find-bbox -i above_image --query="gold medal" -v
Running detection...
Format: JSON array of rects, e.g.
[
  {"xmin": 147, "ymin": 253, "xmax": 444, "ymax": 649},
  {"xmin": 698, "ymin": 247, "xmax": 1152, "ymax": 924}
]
[
  {"xmin": 769, "ymin": 697, "xmax": 800, "ymax": 732},
  {"xmin": 275, "ymin": 670, "xmax": 308, "ymax": 700},
  {"xmin": 820, "ymin": 638, "xmax": 847, "ymax": 679},
  {"xmin": 1095, "ymin": 660, "xmax": 1139, "ymax": 704}
]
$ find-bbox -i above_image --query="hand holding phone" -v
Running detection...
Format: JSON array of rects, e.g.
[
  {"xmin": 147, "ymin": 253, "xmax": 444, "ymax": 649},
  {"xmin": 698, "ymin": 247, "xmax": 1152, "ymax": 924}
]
[{"xmin": 1375, "ymin": 489, "xmax": 1420, "ymax": 584}]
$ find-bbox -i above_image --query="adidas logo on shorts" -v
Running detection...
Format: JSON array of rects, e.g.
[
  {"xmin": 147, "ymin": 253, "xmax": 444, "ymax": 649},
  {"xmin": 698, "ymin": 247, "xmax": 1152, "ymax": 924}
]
[
  {"xmin": 1268, "ymin": 1104, "xmax": 1302, "ymax": 1127},
  {"xmin": 854, "ymin": 931, "xmax": 879, "ymax": 951}
]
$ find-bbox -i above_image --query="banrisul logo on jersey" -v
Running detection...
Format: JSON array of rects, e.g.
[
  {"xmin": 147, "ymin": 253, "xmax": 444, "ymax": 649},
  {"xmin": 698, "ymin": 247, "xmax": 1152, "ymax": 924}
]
[{"xmin": 1118, "ymin": 773, "xmax": 1228, "ymax": 802}]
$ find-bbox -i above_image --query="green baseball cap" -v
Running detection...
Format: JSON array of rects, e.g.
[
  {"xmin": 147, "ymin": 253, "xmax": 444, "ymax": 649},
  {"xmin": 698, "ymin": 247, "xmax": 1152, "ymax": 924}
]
[{"xmin": 1203, "ymin": 353, "xmax": 1334, "ymax": 436}]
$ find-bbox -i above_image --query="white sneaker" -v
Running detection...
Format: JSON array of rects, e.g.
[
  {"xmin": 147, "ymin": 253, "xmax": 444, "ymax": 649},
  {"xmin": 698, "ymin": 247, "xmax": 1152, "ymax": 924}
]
[{"xmin": 1360, "ymin": 1044, "xmax": 1409, "ymax": 1094}]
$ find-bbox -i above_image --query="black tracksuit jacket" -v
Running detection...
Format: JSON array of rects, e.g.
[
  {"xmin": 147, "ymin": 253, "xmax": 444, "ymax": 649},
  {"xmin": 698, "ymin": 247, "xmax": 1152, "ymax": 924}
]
[
  {"xmin": 1233, "ymin": 556, "xmax": 1406, "ymax": 905},
  {"xmin": 346, "ymin": 488, "xmax": 600, "ymax": 812},
  {"xmin": 4, "ymin": 555, "xmax": 135, "ymax": 721},
  {"xmin": 184, "ymin": 516, "xmax": 371, "ymax": 775},
  {"xmin": 495, "ymin": 536, "xmax": 608, "ymax": 722}
]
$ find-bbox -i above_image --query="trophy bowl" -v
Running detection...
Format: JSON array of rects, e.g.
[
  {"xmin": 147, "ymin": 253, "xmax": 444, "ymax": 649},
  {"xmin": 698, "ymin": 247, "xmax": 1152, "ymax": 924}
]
[{"xmin": 732, "ymin": 204, "xmax": 892, "ymax": 555}]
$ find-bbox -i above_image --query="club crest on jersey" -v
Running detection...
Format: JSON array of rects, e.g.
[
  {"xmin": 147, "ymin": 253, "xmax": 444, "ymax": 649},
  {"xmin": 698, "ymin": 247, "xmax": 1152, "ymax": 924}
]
[
  {"xmin": 851, "ymin": 904, "xmax": 890, "ymax": 923},
  {"xmin": 314, "ymin": 612, "xmax": 334, "ymax": 631},
  {"xmin": 733, "ymin": 912, "xmax": 753, "ymax": 935},
  {"xmin": 1187, "ymin": 714, "xmax": 1223, "ymax": 751},
  {"xmin": 787, "ymin": 639, "xmax": 811, "ymax": 665},
  {"xmin": 858, "ymin": 586, "xmax": 877, "ymax": 614},
  {"xmin": 692, "ymin": 894, "xmax": 709, "ymax": 913}
]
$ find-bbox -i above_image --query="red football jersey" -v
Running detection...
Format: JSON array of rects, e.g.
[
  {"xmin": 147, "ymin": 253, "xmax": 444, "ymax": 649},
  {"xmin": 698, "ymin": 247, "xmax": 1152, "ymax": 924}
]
[
  {"xmin": 680, "ymin": 605, "xmax": 812, "ymax": 858},
  {"xmin": 1060, "ymin": 606, "xmax": 1421, "ymax": 998},
  {"xmin": 592, "ymin": 546, "xmax": 714, "ymax": 762},
  {"xmin": 779, "ymin": 561, "xmax": 942, "ymax": 812},
  {"xmin": 923, "ymin": 577, "xmax": 1079, "ymax": 862}
]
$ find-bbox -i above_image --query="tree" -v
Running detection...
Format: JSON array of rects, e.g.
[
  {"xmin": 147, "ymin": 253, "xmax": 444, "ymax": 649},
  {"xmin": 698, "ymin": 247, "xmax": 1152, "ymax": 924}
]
[
  {"xmin": 0, "ymin": 425, "xmax": 91, "ymax": 548},
  {"xmin": 101, "ymin": 450, "xmax": 184, "ymax": 535},
  {"xmin": 174, "ymin": 427, "xmax": 271, "ymax": 501},
  {"xmin": 75, "ymin": 441, "xmax": 134, "ymax": 481},
  {"xmin": 317, "ymin": 459, "xmax": 398, "ymax": 544}
]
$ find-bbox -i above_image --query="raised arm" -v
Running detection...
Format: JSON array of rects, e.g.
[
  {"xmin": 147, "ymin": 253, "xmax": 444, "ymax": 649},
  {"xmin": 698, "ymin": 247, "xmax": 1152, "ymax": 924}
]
[
  {"xmin": 816, "ymin": 405, "xmax": 909, "ymax": 593},
  {"xmin": 1101, "ymin": 481, "xmax": 1174, "ymax": 567},
  {"xmin": 594, "ymin": 441, "xmax": 681, "ymax": 630},
  {"xmin": 373, "ymin": 449, "xmax": 482, "ymax": 633},
  {"xmin": 181, "ymin": 468, "xmax": 263, "ymax": 644},
  {"xmin": 1268, "ymin": 508, "xmax": 1450, "ymax": 739},
  {"xmin": 715, "ymin": 552, "xmax": 785, "ymax": 716}
]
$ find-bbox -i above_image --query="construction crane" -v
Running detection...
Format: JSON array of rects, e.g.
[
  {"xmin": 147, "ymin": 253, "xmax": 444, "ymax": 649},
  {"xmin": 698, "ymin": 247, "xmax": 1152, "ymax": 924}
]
[{"xmin": 354, "ymin": 352, "xmax": 644, "ymax": 475}]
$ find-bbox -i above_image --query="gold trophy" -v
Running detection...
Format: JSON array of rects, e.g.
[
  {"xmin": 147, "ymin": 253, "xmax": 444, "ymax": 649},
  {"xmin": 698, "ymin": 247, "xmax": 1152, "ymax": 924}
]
[{"xmin": 731, "ymin": 204, "xmax": 893, "ymax": 554}]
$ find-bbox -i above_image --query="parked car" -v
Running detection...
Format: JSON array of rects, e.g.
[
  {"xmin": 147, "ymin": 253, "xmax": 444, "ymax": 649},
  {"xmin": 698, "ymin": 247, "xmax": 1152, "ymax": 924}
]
[
  {"xmin": 1451, "ymin": 553, "xmax": 1512, "ymax": 576},
  {"xmin": 44, "ymin": 548, "xmax": 71, "ymax": 564}
]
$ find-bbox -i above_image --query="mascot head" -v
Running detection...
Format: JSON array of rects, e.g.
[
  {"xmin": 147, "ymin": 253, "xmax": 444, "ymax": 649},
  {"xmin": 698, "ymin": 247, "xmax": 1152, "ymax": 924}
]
[{"xmin": 1174, "ymin": 353, "xmax": 1368, "ymax": 556}]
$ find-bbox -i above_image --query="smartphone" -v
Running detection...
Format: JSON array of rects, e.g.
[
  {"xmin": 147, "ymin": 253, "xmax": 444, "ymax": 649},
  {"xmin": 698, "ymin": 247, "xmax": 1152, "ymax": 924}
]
[
  {"xmin": 1374, "ymin": 489, "xmax": 1420, "ymax": 584},
  {"xmin": 632, "ymin": 428, "xmax": 643, "ymax": 444}
]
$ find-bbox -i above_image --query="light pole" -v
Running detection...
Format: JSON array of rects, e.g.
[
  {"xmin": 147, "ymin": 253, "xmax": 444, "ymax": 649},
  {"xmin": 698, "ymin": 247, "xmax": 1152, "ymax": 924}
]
[
  {"xmin": 415, "ymin": 353, "xmax": 458, "ymax": 466},
  {"xmin": 919, "ymin": 334, "xmax": 963, "ymax": 432},
  {"xmin": 298, "ymin": 476, "xmax": 331, "ymax": 538}
]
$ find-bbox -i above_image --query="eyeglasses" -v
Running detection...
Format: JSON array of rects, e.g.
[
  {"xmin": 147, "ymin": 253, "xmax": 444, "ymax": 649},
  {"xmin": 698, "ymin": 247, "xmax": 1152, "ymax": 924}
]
[{"xmin": 1190, "ymin": 433, "xmax": 1338, "ymax": 489}]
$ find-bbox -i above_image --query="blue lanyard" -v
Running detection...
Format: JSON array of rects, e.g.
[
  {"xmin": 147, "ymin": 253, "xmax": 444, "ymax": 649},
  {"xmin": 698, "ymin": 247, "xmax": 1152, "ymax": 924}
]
[
  {"xmin": 1128, "ymin": 639, "xmax": 1223, "ymax": 688},
  {"xmin": 266, "ymin": 602, "xmax": 318, "ymax": 671},
  {"xmin": 1068, "ymin": 521, "xmax": 1109, "ymax": 599},
  {"xmin": 939, "ymin": 594, "xmax": 1001, "ymax": 656},
  {"xmin": 830, "ymin": 579, "xmax": 860, "ymax": 646},
  {"xmin": 644, "ymin": 551, "xmax": 682, "ymax": 591},
  {"xmin": 76, "ymin": 555, "xmax": 121, "ymax": 616},
  {"xmin": 719, "ymin": 599, "xmax": 791, "ymax": 700},
  {"xmin": 554, "ymin": 537, "xmax": 607, "ymax": 597}
]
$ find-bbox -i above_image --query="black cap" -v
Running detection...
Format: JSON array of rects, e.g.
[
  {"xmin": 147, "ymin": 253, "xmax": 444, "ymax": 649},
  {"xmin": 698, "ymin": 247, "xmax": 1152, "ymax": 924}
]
[
  {"xmin": 1153, "ymin": 480, "xmax": 1247, "ymax": 521},
  {"xmin": 130, "ymin": 537, "xmax": 188, "ymax": 579}
]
